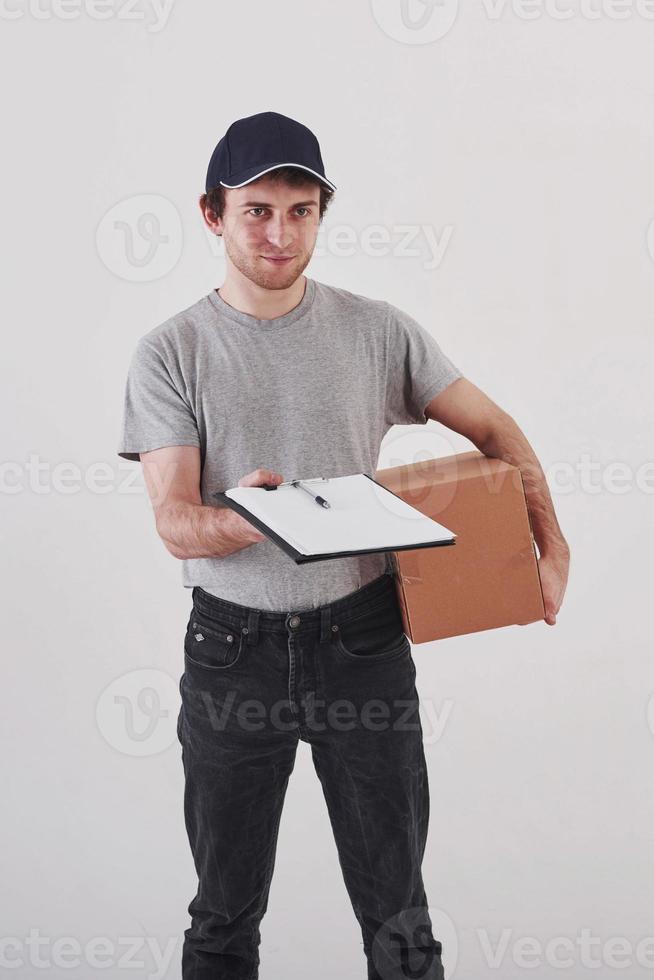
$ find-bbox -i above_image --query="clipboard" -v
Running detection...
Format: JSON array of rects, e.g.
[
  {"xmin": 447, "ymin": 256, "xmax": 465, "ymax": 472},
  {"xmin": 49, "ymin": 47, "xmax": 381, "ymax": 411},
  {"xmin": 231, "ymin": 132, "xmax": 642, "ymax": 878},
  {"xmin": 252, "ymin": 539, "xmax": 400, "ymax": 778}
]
[{"xmin": 212, "ymin": 472, "xmax": 456, "ymax": 565}]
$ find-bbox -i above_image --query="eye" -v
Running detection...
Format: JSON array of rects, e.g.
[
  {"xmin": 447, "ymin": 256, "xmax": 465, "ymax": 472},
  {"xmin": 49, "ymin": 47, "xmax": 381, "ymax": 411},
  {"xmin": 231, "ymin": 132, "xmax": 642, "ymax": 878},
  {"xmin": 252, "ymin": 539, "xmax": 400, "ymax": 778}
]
[
  {"xmin": 296, "ymin": 207, "xmax": 310, "ymax": 216},
  {"xmin": 249, "ymin": 208, "xmax": 267, "ymax": 217}
]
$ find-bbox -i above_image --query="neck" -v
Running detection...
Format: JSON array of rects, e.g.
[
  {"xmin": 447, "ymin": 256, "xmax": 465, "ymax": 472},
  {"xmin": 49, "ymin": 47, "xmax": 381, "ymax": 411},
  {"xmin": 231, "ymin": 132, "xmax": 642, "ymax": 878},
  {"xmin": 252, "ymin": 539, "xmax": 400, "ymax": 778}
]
[{"xmin": 217, "ymin": 268, "xmax": 308, "ymax": 321}]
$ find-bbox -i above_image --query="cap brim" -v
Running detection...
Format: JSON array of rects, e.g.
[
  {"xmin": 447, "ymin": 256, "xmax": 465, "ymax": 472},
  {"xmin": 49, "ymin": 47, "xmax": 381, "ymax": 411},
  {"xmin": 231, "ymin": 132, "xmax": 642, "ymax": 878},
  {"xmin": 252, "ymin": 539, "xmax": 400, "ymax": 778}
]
[{"xmin": 218, "ymin": 162, "xmax": 337, "ymax": 192}]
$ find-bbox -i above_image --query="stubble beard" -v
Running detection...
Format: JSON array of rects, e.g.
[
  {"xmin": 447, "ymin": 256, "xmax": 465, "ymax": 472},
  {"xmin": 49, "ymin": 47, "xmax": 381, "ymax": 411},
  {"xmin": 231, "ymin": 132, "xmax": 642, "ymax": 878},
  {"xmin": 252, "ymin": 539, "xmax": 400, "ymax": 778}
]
[{"xmin": 223, "ymin": 236, "xmax": 313, "ymax": 291}]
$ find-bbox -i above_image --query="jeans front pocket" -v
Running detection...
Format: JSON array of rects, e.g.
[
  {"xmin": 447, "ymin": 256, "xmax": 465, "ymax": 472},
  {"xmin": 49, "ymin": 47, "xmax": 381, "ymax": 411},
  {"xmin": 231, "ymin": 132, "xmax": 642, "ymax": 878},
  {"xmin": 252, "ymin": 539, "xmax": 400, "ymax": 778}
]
[
  {"xmin": 184, "ymin": 610, "xmax": 244, "ymax": 671},
  {"xmin": 331, "ymin": 599, "xmax": 411, "ymax": 666}
]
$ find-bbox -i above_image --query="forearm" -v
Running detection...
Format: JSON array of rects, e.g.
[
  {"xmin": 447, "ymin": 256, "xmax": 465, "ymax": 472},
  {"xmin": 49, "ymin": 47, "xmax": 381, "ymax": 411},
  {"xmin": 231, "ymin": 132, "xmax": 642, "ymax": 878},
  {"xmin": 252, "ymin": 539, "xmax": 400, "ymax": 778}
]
[
  {"xmin": 155, "ymin": 501, "xmax": 261, "ymax": 560},
  {"xmin": 479, "ymin": 416, "xmax": 569, "ymax": 558}
]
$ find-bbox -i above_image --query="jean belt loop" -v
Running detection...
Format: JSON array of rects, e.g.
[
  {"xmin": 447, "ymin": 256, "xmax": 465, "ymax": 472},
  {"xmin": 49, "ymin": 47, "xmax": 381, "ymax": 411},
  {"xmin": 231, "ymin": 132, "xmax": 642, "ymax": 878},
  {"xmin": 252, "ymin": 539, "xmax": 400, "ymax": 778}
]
[
  {"xmin": 245, "ymin": 608, "xmax": 259, "ymax": 646},
  {"xmin": 320, "ymin": 605, "xmax": 332, "ymax": 644}
]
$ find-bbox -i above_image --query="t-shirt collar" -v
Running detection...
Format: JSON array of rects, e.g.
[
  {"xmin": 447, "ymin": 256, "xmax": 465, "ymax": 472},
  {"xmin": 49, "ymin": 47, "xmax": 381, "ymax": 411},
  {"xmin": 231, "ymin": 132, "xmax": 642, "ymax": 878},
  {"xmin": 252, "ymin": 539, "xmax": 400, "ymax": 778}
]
[{"xmin": 207, "ymin": 276, "xmax": 316, "ymax": 329}]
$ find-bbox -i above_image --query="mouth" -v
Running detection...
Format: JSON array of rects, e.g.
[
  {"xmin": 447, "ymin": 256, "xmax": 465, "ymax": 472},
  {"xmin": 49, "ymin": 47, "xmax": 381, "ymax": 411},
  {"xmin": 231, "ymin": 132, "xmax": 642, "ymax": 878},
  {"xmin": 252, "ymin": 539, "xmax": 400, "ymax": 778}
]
[{"xmin": 262, "ymin": 256, "xmax": 295, "ymax": 265}]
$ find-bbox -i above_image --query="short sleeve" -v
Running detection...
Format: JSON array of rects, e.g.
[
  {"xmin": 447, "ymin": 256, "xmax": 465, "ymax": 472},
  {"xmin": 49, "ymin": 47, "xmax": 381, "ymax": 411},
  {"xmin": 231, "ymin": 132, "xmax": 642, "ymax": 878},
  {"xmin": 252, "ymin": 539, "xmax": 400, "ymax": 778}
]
[
  {"xmin": 384, "ymin": 302, "xmax": 463, "ymax": 426},
  {"xmin": 117, "ymin": 338, "xmax": 201, "ymax": 462}
]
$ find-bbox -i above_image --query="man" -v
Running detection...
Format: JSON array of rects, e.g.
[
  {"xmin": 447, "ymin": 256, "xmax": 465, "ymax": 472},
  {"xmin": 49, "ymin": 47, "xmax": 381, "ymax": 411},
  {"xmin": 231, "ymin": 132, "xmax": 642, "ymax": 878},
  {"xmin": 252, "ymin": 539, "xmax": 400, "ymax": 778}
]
[{"xmin": 118, "ymin": 111, "xmax": 570, "ymax": 979}]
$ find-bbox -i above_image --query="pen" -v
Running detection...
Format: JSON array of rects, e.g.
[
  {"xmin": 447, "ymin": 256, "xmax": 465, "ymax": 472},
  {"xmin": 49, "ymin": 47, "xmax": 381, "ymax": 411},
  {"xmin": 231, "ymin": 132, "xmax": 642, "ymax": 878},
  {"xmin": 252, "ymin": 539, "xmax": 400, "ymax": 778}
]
[{"xmin": 292, "ymin": 480, "xmax": 330, "ymax": 509}]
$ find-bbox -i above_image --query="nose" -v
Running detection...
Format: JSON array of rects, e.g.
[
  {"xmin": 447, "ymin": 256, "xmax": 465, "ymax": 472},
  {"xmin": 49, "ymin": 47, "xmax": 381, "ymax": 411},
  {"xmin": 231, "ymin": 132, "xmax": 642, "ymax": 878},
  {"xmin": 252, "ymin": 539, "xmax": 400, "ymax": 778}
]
[{"xmin": 264, "ymin": 214, "xmax": 295, "ymax": 251}]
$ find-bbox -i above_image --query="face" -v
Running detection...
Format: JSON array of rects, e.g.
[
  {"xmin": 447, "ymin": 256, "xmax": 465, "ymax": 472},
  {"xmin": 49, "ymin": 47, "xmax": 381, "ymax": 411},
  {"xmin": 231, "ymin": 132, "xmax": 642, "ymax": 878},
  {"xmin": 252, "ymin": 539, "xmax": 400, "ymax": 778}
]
[{"xmin": 206, "ymin": 175, "xmax": 322, "ymax": 290}]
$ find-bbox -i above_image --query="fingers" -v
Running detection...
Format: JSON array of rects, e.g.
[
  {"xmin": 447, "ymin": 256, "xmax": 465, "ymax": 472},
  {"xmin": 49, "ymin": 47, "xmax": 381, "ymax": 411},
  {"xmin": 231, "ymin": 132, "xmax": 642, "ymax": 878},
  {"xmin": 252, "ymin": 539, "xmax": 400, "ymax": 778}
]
[
  {"xmin": 544, "ymin": 600, "xmax": 558, "ymax": 625},
  {"xmin": 238, "ymin": 468, "xmax": 285, "ymax": 488}
]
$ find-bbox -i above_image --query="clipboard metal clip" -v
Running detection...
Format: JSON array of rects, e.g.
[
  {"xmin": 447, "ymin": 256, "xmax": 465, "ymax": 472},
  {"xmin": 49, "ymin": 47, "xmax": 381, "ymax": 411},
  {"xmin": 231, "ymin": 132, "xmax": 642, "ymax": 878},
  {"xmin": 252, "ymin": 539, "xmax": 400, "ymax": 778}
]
[
  {"xmin": 279, "ymin": 477, "xmax": 329, "ymax": 488},
  {"xmin": 262, "ymin": 477, "xmax": 330, "ymax": 490}
]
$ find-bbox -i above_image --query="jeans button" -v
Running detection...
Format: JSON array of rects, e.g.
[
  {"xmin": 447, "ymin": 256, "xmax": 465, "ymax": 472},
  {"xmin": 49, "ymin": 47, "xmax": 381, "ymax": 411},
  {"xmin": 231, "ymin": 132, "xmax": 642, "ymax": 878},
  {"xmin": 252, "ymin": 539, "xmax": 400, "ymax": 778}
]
[{"xmin": 289, "ymin": 614, "xmax": 301, "ymax": 628}]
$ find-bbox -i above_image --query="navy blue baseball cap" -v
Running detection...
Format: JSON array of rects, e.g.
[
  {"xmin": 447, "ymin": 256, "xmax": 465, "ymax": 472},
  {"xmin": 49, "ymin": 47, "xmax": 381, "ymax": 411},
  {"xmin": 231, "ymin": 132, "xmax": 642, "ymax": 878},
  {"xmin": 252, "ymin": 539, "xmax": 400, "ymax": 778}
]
[{"xmin": 205, "ymin": 111, "xmax": 337, "ymax": 194}]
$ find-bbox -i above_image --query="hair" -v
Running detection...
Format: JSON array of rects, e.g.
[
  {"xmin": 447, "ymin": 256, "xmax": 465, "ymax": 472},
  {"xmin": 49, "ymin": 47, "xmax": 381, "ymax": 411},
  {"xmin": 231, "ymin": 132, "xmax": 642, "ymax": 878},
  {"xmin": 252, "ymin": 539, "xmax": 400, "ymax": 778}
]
[{"xmin": 200, "ymin": 165, "xmax": 335, "ymax": 223}]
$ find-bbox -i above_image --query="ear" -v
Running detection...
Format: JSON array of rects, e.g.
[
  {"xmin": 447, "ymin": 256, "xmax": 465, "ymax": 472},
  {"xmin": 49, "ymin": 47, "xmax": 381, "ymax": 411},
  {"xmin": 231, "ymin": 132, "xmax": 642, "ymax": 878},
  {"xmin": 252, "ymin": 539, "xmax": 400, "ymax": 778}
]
[{"xmin": 199, "ymin": 197, "xmax": 222, "ymax": 236}]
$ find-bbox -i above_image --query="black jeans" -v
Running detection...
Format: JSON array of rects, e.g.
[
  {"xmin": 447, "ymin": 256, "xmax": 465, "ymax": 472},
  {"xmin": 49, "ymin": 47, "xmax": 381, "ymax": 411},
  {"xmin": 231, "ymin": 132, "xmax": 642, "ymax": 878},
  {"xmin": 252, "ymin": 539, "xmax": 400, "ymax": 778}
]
[{"xmin": 177, "ymin": 570, "xmax": 444, "ymax": 980}]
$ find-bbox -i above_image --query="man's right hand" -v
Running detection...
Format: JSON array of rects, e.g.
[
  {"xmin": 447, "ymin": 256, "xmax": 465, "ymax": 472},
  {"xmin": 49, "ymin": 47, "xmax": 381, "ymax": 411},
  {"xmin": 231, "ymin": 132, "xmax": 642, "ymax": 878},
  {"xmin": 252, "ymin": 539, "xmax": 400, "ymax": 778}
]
[
  {"xmin": 232, "ymin": 468, "xmax": 286, "ymax": 544},
  {"xmin": 140, "ymin": 447, "xmax": 285, "ymax": 559}
]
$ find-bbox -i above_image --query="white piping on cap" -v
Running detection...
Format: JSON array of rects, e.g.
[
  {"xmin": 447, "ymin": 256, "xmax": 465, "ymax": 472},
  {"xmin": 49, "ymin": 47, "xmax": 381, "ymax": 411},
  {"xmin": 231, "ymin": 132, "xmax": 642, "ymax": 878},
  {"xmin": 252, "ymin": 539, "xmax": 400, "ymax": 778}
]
[{"xmin": 220, "ymin": 163, "xmax": 337, "ymax": 192}]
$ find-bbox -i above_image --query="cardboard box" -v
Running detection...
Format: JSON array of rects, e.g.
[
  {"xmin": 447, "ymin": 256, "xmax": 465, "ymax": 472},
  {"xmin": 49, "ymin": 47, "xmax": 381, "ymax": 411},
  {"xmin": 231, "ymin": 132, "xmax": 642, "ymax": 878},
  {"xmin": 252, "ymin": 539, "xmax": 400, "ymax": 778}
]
[{"xmin": 375, "ymin": 450, "xmax": 545, "ymax": 643}]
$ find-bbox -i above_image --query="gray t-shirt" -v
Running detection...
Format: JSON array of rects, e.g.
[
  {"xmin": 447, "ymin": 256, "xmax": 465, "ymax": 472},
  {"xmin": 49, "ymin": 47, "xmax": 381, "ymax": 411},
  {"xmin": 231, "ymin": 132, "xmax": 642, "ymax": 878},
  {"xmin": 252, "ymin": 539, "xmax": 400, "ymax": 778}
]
[{"xmin": 117, "ymin": 276, "xmax": 462, "ymax": 611}]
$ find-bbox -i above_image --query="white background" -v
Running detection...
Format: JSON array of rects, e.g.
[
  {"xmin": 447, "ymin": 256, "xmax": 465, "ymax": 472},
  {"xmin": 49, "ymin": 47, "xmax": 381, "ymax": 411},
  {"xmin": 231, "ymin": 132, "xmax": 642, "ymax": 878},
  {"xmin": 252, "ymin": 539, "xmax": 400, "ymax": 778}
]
[{"xmin": 1, "ymin": 1, "xmax": 652, "ymax": 978}]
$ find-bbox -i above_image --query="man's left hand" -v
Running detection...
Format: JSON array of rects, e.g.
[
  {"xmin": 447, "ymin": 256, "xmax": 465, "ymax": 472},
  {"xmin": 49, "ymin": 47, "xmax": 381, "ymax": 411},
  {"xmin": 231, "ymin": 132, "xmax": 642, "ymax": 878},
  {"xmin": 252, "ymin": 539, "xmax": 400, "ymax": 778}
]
[{"xmin": 538, "ymin": 546, "xmax": 570, "ymax": 626}]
